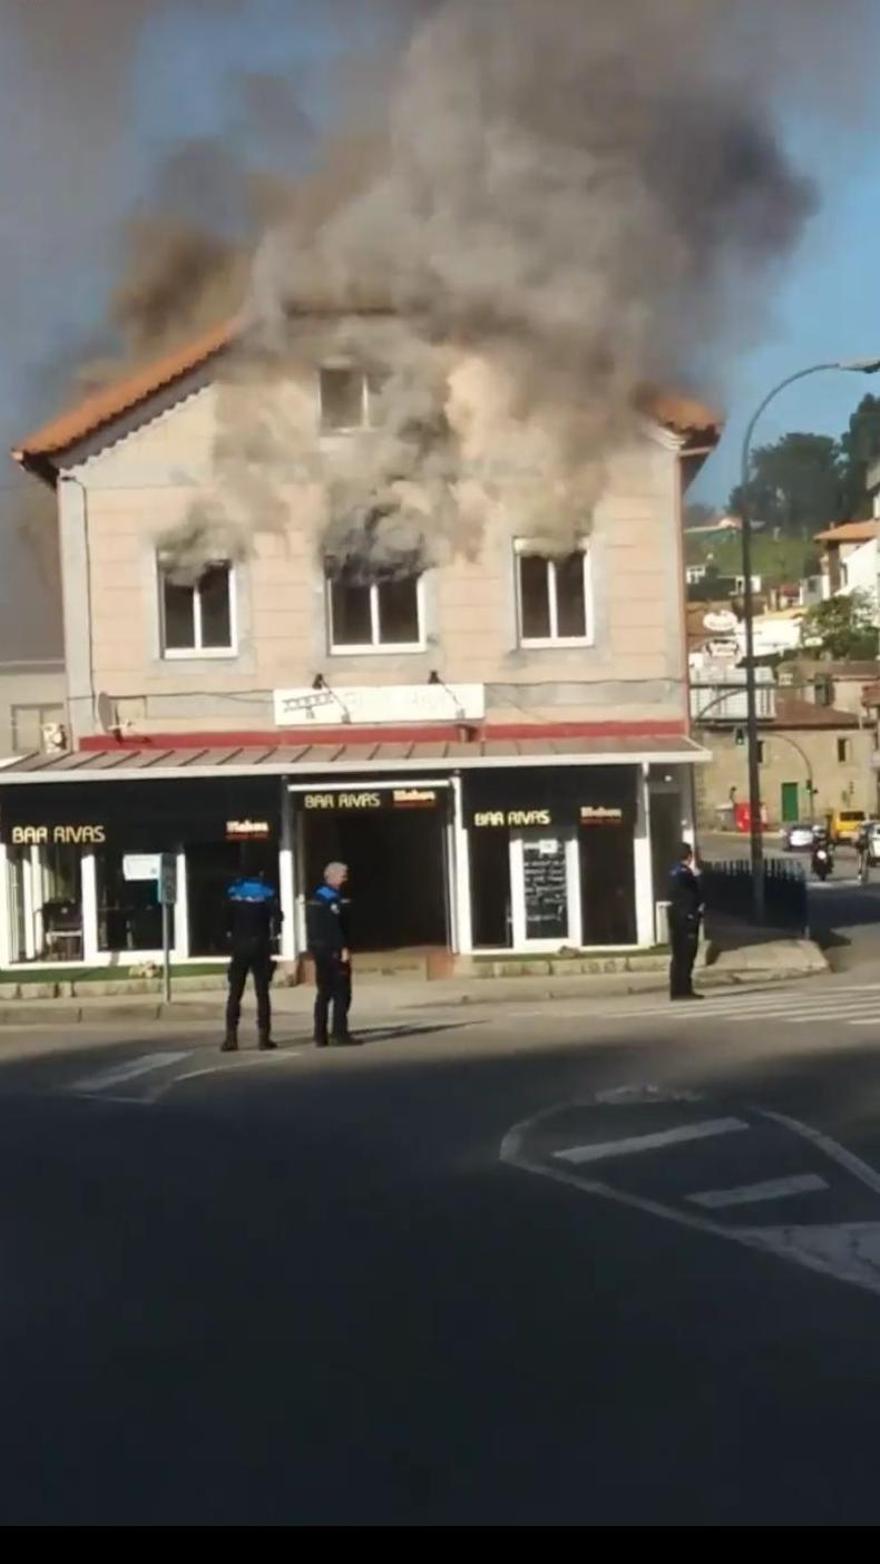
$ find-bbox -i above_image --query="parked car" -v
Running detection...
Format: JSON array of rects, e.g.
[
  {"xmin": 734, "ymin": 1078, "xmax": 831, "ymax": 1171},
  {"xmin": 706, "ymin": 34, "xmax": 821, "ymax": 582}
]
[
  {"xmin": 830, "ymin": 808, "xmax": 867, "ymax": 846},
  {"xmin": 781, "ymin": 822, "xmax": 817, "ymax": 851}
]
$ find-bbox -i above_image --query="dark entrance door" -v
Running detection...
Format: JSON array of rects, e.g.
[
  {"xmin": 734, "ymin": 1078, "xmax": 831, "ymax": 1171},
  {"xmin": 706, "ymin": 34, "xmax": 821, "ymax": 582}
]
[{"xmin": 301, "ymin": 805, "xmax": 449, "ymax": 951}]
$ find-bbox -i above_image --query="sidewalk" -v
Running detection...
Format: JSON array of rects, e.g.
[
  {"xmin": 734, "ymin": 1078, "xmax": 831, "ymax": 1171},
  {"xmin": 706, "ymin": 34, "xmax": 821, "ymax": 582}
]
[{"xmin": 0, "ymin": 938, "xmax": 828, "ymax": 1027}]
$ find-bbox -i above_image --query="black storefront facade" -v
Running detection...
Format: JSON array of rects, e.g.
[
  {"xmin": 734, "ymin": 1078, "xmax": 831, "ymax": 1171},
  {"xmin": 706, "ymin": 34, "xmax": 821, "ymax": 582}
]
[
  {"xmin": 464, "ymin": 766, "xmax": 641, "ymax": 950},
  {"xmin": 0, "ymin": 744, "xmax": 699, "ymax": 968},
  {"xmin": 0, "ymin": 776, "xmax": 283, "ymax": 966}
]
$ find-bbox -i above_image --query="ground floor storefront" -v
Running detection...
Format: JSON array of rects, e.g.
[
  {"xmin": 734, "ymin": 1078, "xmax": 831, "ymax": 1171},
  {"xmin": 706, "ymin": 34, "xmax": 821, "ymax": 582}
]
[{"xmin": 0, "ymin": 740, "xmax": 704, "ymax": 970}]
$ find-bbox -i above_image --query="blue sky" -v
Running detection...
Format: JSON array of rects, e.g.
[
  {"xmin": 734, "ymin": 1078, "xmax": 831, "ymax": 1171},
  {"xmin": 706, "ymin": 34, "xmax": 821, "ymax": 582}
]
[{"xmin": 692, "ymin": 106, "xmax": 880, "ymax": 506}]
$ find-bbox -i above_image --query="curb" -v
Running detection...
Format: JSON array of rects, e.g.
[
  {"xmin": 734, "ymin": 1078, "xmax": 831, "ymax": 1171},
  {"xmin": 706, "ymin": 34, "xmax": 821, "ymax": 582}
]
[{"xmin": 0, "ymin": 962, "xmax": 826, "ymax": 1025}]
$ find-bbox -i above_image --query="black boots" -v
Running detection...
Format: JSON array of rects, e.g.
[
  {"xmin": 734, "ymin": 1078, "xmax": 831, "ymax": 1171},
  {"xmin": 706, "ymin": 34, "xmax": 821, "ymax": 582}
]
[{"xmin": 221, "ymin": 1030, "xmax": 278, "ymax": 1052}]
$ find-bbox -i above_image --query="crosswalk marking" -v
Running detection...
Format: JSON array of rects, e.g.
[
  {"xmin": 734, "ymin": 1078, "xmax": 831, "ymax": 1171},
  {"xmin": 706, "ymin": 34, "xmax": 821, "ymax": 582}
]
[
  {"xmin": 580, "ymin": 983, "xmax": 880, "ymax": 1027},
  {"xmin": 686, "ymin": 1173, "xmax": 829, "ymax": 1209},
  {"xmin": 70, "ymin": 1052, "xmax": 192, "ymax": 1096},
  {"xmin": 554, "ymin": 1116, "xmax": 749, "ymax": 1166}
]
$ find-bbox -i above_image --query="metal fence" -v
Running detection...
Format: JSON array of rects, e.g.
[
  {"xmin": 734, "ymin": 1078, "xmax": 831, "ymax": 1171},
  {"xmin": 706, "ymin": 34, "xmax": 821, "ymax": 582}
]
[{"xmin": 701, "ymin": 858, "xmax": 808, "ymax": 935}]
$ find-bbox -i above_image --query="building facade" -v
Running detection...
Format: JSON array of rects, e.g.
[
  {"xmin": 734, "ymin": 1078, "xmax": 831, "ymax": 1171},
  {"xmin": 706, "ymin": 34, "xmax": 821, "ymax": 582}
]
[
  {"xmin": 694, "ymin": 696, "xmax": 876, "ymax": 830},
  {"xmin": 0, "ymin": 321, "xmax": 717, "ymax": 970},
  {"xmin": 0, "ymin": 660, "xmax": 66, "ymax": 758}
]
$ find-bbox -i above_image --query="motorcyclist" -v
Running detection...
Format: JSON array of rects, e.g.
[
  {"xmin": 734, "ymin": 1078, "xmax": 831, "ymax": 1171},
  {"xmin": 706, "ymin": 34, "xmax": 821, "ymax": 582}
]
[{"xmin": 811, "ymin": 826, "xmax": 833, "ymax": 880}]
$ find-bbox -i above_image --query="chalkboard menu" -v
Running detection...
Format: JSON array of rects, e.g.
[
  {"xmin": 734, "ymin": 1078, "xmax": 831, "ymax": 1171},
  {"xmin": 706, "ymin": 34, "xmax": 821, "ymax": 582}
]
[{"xmin": 523, "ymin": 839, "xmax": 568, "ymax": 939}]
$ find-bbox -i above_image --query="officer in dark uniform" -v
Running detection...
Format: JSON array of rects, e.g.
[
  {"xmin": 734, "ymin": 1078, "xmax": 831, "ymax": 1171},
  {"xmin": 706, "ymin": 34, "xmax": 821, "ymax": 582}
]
[
  {"xmin": 222, "ymin": 869, "xmax": 283, "ymax": 1052},
  {"xmin": 668, "ymin": 842, "xmax": 704, "ymax": 1002},
  {"xmin": 305, "ymin": 861, "xmax": 360, "ymax": 1047}
]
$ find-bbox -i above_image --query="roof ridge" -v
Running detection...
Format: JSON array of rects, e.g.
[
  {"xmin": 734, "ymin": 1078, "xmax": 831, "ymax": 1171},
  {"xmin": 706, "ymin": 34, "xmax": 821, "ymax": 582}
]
[{"xmin": 12, "ymin": 316, "xmax": 722, "ymax": 469}]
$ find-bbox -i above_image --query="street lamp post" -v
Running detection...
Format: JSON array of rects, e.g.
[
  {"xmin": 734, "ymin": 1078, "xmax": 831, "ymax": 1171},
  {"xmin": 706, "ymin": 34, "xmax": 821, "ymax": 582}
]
[{"xmin": 739, "ymin": 358, "xmax": 880, "ymax": 923}]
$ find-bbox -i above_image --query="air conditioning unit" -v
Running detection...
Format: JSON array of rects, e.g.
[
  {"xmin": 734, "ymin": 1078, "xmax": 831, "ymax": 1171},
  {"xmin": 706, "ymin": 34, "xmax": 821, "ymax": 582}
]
[{"xmin": 40, "ymin": 722, "xmax": 68, "ymax": 756}]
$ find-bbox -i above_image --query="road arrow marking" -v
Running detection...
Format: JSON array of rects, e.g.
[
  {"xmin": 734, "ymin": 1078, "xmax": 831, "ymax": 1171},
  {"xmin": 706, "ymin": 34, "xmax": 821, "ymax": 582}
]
[
  {"xmin": 555, "ymin": 1117, "xmax": 748, "ymax": 1166},
  {"xmin": 69, "ymin": 1052, "xmax": 191, "ymax": 1097},
  {"xmin": 687, "ymin": 1173, "xmax": 828, "ymax": 1209}
]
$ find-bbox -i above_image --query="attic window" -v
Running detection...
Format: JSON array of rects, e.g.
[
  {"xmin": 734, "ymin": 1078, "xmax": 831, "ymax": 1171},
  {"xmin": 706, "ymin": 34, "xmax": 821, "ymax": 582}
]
[{"xmin": 319, "ymin": 367, "xmax": 386, "ymax": 432}]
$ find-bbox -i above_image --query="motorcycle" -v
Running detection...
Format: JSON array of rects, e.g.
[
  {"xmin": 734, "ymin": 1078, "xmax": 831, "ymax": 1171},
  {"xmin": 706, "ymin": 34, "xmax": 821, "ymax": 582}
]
[{"xmin": 812, "ymin": 843, "xmax": 833, "ymax": 882}]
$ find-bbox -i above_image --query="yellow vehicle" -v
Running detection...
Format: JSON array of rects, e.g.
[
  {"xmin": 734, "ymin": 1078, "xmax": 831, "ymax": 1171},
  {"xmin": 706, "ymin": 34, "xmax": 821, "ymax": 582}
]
[{"xmin": 830, "ymin": 808, "xmax": 867, "ymax": 845}]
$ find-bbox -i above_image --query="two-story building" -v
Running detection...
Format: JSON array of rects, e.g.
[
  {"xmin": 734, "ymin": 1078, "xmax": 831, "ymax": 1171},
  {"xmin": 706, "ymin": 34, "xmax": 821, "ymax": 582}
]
[{"xmin": 0, "ymin": 317, "xmax": 718, "ymax": 971}]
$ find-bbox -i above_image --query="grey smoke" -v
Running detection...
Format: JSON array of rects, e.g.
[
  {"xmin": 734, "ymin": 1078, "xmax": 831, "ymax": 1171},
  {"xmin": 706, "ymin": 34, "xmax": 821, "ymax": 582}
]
[
  {"xmin": 214, "ymin": 0, "xmax": 873, "ymax": 577},
  {"xmin": 6, "ymin": 2, "xmax": 877, "ymax": 598}
]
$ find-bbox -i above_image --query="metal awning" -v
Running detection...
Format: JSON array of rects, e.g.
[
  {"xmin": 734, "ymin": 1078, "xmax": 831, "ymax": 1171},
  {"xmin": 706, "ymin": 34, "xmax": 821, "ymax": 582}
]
[{"xmin": 0, "ymin": 734, "xmax": 711, "ymax": 784}]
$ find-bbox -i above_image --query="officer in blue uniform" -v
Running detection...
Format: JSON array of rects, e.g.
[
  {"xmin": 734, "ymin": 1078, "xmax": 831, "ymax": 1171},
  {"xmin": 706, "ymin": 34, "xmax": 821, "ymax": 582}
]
[
  {"xmin": 305, "ymin": 861, "xmax": 360, "ymax": 1046},
  {"xmin": 222, "ymin": 869, "xmax": 283, "ymax": 1052},
  {"xmin": 668, "ymin": 842, "xmax": 704, "ymax": 1001}
]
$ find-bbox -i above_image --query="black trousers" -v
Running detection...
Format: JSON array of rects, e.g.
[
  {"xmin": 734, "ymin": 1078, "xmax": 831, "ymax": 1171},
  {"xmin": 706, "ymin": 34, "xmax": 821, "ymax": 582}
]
[
  {"xmin": 226, "ymin": 944, "xmax": 273, "ymax": 1036},
  {"xmin": 313, "ymin": 952, "xmax": 352, "ymax": 1041},
  {"xmin": 669, "ymin": 917, "xmax": 700, "ymax": 998}
]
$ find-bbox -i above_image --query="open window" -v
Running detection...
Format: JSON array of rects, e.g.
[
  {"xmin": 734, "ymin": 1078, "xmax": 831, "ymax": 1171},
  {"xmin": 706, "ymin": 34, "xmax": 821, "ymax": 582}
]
[
  {"xmin": 159, "ymin": 559, "xmax": 236, "ymax": 658},
  {"xmin": 319, "ymin": 367, "xmax": 386, "ymax": 433},
  {"xmin": 515, "ymin": 540, "xmax": 592, "ymax": 646}
]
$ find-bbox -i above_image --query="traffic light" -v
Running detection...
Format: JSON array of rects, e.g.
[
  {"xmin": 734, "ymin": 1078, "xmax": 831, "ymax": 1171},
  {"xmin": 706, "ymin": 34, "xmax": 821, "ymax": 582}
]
[{"xmin": 734, "ymin": 727, "xmax": 746, "ymax": 747}]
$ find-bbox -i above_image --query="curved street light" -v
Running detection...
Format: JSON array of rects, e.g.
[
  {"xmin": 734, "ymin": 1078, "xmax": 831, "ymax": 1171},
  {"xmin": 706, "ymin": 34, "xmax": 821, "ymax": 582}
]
[{"xmin": 739, "ymin": 357, "xmax": 880, "ymax": 922}]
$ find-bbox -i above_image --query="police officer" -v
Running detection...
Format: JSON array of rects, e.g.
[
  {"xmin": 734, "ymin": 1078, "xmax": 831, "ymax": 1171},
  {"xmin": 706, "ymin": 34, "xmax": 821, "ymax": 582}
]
[
  {"xmin": 668, "ymin": 842, "xmax": 704, "ymax": 1002},
  {"xmin": 222, "ymin": 868, "xmax": 283, "ymax": 1052},
  {"xmin": 306, "ymin": 861, "xmax": 360, "ymax": 1047}
]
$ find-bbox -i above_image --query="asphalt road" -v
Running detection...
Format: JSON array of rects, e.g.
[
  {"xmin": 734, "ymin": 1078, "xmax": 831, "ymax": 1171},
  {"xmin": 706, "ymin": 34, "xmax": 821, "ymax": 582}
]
[{"xmin": 5, "ymin": 976, "xmax": 880, "ymax": 1523}]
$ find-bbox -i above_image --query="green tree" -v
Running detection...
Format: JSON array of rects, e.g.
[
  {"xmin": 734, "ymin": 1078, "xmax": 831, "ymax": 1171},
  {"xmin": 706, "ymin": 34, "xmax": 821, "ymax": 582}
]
[
  {"xmin": 728, "ymin": 432, "xmax": 843, "ymax": 536},
  {"xmin": 838, "ymin": 394, "xmax": 880, "ymax": 520},
  {"xmin": 800, "ymin": 589, "xmax": 879, "ymax": 660}
]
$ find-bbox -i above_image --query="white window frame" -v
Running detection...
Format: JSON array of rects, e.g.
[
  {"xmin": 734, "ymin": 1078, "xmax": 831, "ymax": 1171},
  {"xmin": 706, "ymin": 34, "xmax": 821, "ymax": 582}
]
[
  {"xmin": 319, "ymin": 367, "xmax": 383, "ymax": 435},
  {"xmin": 327, "ymin": 572, "xmax": 426, "ymax": 656},
  {"xmin": 514, "ymin": 538, "xmax": 593, "ymax": 648},
  {"xmin": 158, "ymin": 557, "xmax": 238, "ymax": 660}
]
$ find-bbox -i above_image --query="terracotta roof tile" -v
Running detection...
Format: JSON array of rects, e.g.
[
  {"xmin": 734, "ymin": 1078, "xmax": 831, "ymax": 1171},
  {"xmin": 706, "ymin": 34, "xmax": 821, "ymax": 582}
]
[
  {"xmin": 773, "ymin": 695, "xmax": 860, "ymax": 729},
  {"xmin": 639, "ymin": 386, "xmax": 722, "ymax": 440},
  {"xmin": 12, "ymin": 317, "xmax": 723, "ymax": 468},
  {"xmin": 13, "ymin": 318, "xmax": 237, "ymax": 465},
  {"xmin": 814, "ymin": 519, "xmax": 879, "ymax": 544}
]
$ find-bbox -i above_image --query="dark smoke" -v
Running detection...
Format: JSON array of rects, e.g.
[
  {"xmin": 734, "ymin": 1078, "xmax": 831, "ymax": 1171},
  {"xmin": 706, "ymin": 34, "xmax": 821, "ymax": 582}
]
[
  {"xmin": 5, "ymin": 1, "xmax": 878, "ymax": 600},
  {"xmin": 219, "ymin": 0, "xmax": 848, "ymax": 573}
]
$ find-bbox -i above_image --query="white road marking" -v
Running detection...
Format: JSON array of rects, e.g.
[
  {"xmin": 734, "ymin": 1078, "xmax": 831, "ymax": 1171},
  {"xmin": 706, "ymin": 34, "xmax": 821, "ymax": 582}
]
[
  {"xmin": 166, "ymin": 1048, "xmax": 307, "ymax": 1092},
  {"xmin": 501, "ymin": 1095, "xmax": 880, "ymax": 1300},
  {"xmin": 568, "ymin": 985, "xmax": 880, "ymax": 1026},
  {"xmin": 687, "ymin": 1173, "xmax": 829, "ymax": 1209},
  {"xmin": 760, "ymin": 1107, "xmax": 880, "ymax": 1197},
  {"xmin": 69, "ymin": 1052, "xmax": 191, "ymax": 1095},
  {"xmin": 554, "ymin": 1116, "xmax": 749, "ymax": 1165}
]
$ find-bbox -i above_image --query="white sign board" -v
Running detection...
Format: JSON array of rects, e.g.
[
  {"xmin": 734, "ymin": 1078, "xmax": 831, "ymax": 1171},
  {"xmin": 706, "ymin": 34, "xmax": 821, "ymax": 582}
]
[
  {"xmin": 123, "ymin": 853, "xmax": 161, "ymax": 883},
  {"xmin": 273, "ymin": 683, "xmax": 485, "ymax": 728}
]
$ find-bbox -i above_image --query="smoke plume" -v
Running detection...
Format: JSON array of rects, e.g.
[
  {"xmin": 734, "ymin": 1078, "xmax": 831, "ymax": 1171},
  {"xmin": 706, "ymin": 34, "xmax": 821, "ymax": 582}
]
[
  {"xmin": 7, "ymin": 1, "xmax": 875, "ymax": 590},
  {"xmin": 180, "ymin": 0, "xmax": 871, "ymax": 579}
]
